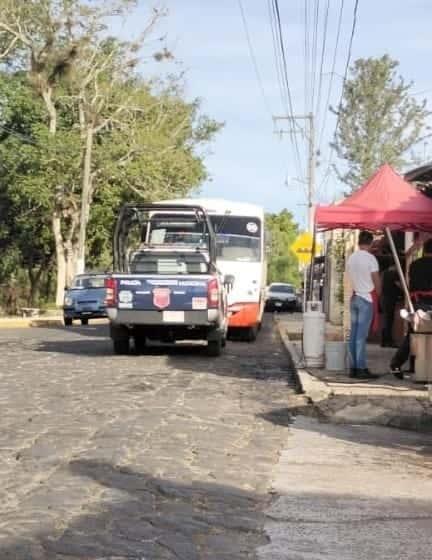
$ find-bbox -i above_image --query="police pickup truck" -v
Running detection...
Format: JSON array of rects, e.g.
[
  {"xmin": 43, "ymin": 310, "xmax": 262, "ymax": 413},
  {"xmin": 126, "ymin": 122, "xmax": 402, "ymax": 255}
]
[{"xmin": 105, "ymin": 203, "xmax": 228, "ymax": 356}]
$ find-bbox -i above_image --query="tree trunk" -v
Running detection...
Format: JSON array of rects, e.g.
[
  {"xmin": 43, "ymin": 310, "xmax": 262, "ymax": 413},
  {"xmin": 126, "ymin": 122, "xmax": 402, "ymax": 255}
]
[
  {"xmin": 76, "ymin": 125, "xmax": 94, "ymax": 275},
  {"xmin": 27, "ymin": 267, "xmax": 43, "ymax": 306},
  {"xmin": 53, "ymin": 213, "xmax": 67, "ymax": 307},
  {"xmin": 41, "ymin": 86, "xmax": 57, "ymax": 134}
]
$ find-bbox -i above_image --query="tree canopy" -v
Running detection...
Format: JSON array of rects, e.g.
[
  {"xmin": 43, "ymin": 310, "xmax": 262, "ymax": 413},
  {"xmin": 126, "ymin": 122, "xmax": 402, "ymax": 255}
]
[
  {"xmin": 332, "ymin": 55, "xmax": 429, "ymax": 190},
  {"xmin": 265, "ymin": 210, "xmax": 300, "ymax": 286},
  {"xmin": 0, "ymin": 1, "xmax": 222, "ymax": 312}
]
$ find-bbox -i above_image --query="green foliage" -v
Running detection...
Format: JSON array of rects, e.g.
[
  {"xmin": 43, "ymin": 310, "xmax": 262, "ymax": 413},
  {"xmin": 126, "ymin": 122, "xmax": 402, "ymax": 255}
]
[
  {"xmin": 333, "ymin": 55, "xmax": 429, "ymax": 190},
  {"xmin": 265, "ymin": 210, "xmax": 300, "ymax": 286},
  {"xmin": 0, "ymin": 67, "xmax": 221, "ymax": 312}
]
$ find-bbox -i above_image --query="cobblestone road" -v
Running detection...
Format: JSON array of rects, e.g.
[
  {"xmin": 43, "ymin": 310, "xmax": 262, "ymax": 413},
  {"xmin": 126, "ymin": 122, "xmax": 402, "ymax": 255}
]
[{"xmin": 0, "ymin": 319, "xmax": 296, "ymax": 559}]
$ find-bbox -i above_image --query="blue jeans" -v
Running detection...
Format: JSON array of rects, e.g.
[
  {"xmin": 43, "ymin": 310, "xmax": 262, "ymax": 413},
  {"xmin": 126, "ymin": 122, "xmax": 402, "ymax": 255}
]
[{"xmin": 349, "ymin": 295, "xmax": 373, "ymax": 369}]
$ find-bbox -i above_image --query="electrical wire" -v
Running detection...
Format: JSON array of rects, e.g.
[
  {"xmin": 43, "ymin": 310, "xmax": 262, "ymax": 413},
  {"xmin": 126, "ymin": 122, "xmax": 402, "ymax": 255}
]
[
  {"xmin": 318, "ymin": 0, "xmax": 345, "ymax": 150},
  {"xmin": 310, "ymin": 0, "xmax": 320, "ymax": 113},
  {"xmin": 314, "ymin": 0, "xmax": 330, "ymax": 123},
  {"xmin": 303, "ymin": 0, "xmax": 310, "ymax": 116},
  {"xmin": 237, "ymin": 0, "xmax": 273, "ymax": 119},
  {"xmin": 318, "ymin": 0, "xmax": 360, "ymax": 194},
  {"xmin": 267, "ymin": 0, "xmax": 289, "ymax": 116},
  {"xmin": 270, "ymin": 0, "xmax": 305, "ymax": 176}
]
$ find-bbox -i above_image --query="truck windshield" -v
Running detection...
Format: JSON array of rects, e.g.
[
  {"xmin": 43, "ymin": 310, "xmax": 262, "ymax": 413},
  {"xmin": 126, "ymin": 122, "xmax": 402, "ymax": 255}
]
[
  {"xmin": 130, "ymin": 252, "xmax": 210, "ymax": 275},
  {"xmin": 210, "ymin": 215, "xmax": 262, "ymax": 263}
]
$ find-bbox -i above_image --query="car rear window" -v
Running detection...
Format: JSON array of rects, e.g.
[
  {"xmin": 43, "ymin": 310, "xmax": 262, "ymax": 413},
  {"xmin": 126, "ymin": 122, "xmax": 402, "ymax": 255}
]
[{"xmin": 270, "ymin": 284, "xmax": 294, "ymax": 293}]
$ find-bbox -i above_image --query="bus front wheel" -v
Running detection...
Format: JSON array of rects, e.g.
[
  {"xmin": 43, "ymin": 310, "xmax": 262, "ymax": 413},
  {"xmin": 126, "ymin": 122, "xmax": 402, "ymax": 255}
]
[{"xmin": 243, "ymin": 326, "xmax": 258, "ymax": 342}]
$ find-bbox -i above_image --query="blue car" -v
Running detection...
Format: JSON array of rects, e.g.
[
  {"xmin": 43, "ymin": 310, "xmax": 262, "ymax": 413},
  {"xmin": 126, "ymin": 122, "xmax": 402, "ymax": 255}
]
[{"xmin": 63, "ymin": 274, "xmax": 108, "ymax": 326}]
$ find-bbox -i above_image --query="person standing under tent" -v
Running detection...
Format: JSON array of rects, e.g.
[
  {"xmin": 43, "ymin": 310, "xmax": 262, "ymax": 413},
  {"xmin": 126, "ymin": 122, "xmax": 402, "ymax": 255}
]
[
  {"xmin": 390, "ymin": 238, "xmax": 432, "ymax": 379},
  {"xmin": 346, "ymin": 231, "xmax": 381, "ymax": 380},
  {"xmin": 380, "ymin": 262, "xmax": 402, "ymax": 348}
]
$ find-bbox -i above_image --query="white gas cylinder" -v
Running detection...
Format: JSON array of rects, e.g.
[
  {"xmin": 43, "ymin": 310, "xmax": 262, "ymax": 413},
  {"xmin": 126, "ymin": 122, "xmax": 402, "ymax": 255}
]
[{"xmin": 303, "ymin": 301, "xmax": 325, "ymax": 368}]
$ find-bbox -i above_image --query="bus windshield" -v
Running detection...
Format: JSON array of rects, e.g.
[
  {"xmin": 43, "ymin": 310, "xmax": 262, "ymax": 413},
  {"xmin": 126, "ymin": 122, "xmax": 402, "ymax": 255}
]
[{"xmin": 211, "ymin": 215, "xmax": 262, "ymax": 263}]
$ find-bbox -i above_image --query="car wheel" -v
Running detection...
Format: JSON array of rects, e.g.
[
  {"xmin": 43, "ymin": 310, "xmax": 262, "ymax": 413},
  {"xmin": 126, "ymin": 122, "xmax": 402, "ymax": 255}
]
[
  {"xmin": 81, "ymin": 318, "xmax": 89, "ymax": 326},
  {"xmin": 64, "ymin": 317, "xmax": 73, "ymax": 327},
  {"xmin": 207, "ymin": 337, "xmax": 223, "ymax": 357}
]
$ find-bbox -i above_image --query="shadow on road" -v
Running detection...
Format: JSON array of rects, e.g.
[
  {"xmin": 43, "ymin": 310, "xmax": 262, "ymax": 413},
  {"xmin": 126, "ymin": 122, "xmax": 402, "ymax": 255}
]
[
  {"xmin": 0, "ymin": 460, "xmax": 270, "ymax": 559},
  {"xmin": 35, "ymin": 319, "xmax": 299, "ymax": 387}
]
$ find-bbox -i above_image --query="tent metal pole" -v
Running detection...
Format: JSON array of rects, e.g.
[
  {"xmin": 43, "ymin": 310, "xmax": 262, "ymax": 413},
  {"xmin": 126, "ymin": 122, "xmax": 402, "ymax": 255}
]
[{"xmin": 385, "ymin": 227, "xmax": 414, "ymax": 314}]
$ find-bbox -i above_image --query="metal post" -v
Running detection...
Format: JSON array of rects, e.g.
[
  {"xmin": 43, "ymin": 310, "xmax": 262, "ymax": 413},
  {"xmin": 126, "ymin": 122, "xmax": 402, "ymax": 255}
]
[{"xmin": 385, "ymin": 227, "xmax": 414, "ymax": 314}]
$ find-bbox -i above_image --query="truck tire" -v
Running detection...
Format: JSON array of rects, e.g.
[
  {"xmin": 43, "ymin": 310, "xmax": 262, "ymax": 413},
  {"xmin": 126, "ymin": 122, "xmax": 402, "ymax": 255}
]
[
  {"xmin": 207, "ymin": 337, "xmax": 222, "ymax": 357},
  {"xmin": 111, "ymin": 325, "xmax": 130, "ymax": 355},
  {"xmin": 64, "ymin": 317, "xmax": 73, "ymax": 327},
  {"xmin": 81, "ymin": 318, "xmax": 89, "ymax": 326},
  {"xmin": 134, "ymin": 335, "xmax": 147, "ymax": 354},
  {"xmin": 113, "ymin": 338, "xmax": 130, "ymax": 355}
]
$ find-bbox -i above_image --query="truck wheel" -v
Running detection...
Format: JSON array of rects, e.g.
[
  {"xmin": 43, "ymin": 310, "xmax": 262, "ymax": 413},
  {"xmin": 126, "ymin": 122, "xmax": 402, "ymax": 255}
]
[
  {"xmin": 207, "ymin": 337, "xmax": 223, "ymax": 357},
  {"xmin": 113, "ymin": 338, "xmax": 130, "ymax": 355},
  {"xmin": 64, "ymin": 317, "xmax": 73, "ymax": 327},
  {"xmin": 81, "ymin": 318, "xmax": 89, "ymax": 326},
  {"xmin": 134, "ymin": 335, "xmax": 147, "ymax": 354},
  {"xmin": 111, "ymin": 325, "xmax": 130, "ymax": 355}
]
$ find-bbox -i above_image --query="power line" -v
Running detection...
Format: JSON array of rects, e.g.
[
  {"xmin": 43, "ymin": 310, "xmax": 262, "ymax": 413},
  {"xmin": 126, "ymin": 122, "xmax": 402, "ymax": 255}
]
[
  {"xmin": 237, "ymin": 0, "xmax": 273, "ymax": 119},
  {"xmin": 310, "ymin": 0, "xmax": 320, "ymax": 113},
  {"xmin": 318, "ymin": 0, "xmax": 345, "ymax": 150},
  {"xmin": 270, "ymin": 0, "xmax": 304, "ymax": 175},
  {"xmin": 303, "ymin": 0, "xmax": 310, "ymax": 115},
  {"xmin": 314, "ymin": 0, "xmax": 330, "ymax": 123},
  {"xmin": 319, "ymin": 0, "xmax": 360, "ymax": 193},
  {"xmin": 267, "ymin": 0, "xmax": 289, "ymax": 116}
]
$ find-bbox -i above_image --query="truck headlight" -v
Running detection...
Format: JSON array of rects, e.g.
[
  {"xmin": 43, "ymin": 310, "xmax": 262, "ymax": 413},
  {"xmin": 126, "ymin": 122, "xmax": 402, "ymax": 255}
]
[{"xmin": 64, "ymin": 296, "xmax": 73, "ymax": 307}]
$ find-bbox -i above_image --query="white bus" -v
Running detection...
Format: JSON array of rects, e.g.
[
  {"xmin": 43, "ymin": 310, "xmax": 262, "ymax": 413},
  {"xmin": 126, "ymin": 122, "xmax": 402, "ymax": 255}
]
[{"xmin": 158, "ymin": 198, "xmax": 267, "ymax": 341}]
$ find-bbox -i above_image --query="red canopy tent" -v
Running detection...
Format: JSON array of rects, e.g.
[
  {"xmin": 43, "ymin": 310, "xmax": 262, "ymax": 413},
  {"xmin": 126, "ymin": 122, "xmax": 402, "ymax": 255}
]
[
  {"xmin": 314, "ymin": 164, "xmax": 432, "ymax": 311},
  {"xmin": 315, "ymin": 163, "xmax": 432, "ymax": 231}
]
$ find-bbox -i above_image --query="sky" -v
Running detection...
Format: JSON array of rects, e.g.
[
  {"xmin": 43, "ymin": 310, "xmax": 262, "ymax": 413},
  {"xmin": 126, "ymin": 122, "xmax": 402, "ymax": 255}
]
[{"xmin": 120, "ymin": 0, "xmax": 432, "ymax": 229}]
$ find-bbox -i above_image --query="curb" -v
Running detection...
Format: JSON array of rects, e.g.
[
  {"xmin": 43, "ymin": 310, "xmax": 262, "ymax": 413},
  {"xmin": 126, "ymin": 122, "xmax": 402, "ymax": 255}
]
[
  {"xmin": 275, "ymin": 317, "xmax": 432, "ymax": 432},
  {"xmin": 275, "ymin": 318, "xmax": 333, "ymax": 403},
  {"xmin": 0, "ymin": 317, "xmax": 64, "ymax": 328}
]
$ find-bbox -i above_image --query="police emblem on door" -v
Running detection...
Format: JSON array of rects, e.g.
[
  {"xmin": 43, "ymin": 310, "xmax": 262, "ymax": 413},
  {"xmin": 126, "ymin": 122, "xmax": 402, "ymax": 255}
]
[{"xmin": 153, "ymin": 288, "xmax": 171, "ymax": 309}]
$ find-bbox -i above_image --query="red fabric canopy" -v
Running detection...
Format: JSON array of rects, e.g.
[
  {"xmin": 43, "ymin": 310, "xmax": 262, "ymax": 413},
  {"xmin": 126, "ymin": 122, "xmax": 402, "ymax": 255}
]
[{"xmin": 315, "ymin": 164, "xmax": 432, "ymax": 231}]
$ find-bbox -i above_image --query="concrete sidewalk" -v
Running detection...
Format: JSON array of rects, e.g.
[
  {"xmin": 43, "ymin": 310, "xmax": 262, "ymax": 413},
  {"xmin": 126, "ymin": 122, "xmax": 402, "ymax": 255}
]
[{"xmin": 277, "ymin": 313, "xmax": 432, "ymax": 432}]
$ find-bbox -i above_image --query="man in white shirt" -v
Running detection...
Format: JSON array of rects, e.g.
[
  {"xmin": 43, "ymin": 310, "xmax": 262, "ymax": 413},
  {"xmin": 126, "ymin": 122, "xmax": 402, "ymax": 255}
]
[{"xmin": 346, "ymin": 231, "xmax": 381, "ymax": 379}]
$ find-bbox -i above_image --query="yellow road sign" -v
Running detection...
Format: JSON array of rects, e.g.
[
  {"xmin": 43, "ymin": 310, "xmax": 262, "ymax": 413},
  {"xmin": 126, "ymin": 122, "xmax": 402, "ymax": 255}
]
[{"xmin": 291, "ymin": 232, "xmax": 321, "ymax": 265}]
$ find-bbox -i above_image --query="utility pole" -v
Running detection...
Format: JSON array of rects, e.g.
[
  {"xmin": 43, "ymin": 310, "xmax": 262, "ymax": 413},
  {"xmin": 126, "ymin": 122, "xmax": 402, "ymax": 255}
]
[
  {"xmin": 274, "ymin": 113, "xmax": 316, "ymax": 304},
  {"xmin": 273, "ymin": 113, "xmax": 315, "ymax": 232}
]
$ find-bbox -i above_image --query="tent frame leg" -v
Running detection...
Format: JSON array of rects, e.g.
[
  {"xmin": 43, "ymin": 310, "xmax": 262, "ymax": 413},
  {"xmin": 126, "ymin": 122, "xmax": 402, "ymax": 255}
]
[{"xmin": 385, "ymin": 227, "xmax": 414, "ymax": 314}]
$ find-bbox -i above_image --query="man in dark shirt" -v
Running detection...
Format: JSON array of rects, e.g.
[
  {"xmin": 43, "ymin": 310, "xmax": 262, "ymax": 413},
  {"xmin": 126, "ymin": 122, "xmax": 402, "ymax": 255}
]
[
  {"xmin": 381, "ymin": 264, "xmax": 402, "ymax": 347},
  {"xmin": 390, "ymin": 238, "xmax": 432, "ymax": 378}
]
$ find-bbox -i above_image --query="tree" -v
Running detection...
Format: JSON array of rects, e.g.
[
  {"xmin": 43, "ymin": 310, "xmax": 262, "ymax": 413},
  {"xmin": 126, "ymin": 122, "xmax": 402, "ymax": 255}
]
[
  {"xmin": 0, "ymin": 1, "xmax": 221, "ymax": 306},
  {"xmin": 332, "ymin": 55, "xmax": 429, "ymax": 190},
  {"xmin": 266, "ymin": 210, "xmax": 300, "ymax": 285},
  {"xmin": 0, "ymin": 70, "xmax": 221, "ymax": 309}
]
